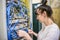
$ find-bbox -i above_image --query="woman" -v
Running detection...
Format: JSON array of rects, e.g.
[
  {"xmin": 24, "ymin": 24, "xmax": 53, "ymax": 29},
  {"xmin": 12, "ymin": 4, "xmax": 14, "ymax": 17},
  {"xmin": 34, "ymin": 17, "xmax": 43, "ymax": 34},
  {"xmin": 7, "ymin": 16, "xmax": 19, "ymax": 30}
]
[
  {"xmin": 28, "ymin": 2, "xmax": 59, "ymax": 40},
  {"xmin": 17, "ymin": 2, "xmax": 59, "ymax": 40}
]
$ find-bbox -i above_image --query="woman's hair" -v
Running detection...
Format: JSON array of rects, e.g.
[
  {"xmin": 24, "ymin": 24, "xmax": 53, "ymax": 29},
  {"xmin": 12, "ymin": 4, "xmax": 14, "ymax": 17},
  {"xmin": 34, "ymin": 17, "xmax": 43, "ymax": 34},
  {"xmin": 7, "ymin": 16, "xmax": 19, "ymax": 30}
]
[
  {"xmin": 36, "ymin": 0, "xmax": 53, "ymax": 18},
  {"xmin": 37, "ymin": 5, "xmax": 53, "ymax": 17},
  {"xmin": 35, "ymin": 0, "xmax": 55, "ymax": 22}
]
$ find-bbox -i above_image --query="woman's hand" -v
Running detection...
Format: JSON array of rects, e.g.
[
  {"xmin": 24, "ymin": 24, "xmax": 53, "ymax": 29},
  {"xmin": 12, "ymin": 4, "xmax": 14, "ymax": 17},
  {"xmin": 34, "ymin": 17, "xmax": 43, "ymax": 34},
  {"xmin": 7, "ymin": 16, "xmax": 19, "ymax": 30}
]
[
  {"xmin": 17, "ymin": 30, "xmax": 27, "ymax": 37},
  {"xmin": 28, "ymin": 29, "xmax": 34, "ymax": 35},
  {"xmin": 17, "ymin": 30, "xmax": 32, "ymax": 40},
  {"xmin": 28, "ymin": 29, "xmax": 38, "ymax": 37}
]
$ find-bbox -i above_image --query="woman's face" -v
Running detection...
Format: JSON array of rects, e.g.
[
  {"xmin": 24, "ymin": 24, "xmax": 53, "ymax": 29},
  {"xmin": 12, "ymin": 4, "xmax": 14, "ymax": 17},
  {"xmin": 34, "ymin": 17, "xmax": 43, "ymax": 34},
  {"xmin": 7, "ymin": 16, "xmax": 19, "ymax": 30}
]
[{"xmin": 36, "ymin": 9, "xmax": 46, "ymax": 23}]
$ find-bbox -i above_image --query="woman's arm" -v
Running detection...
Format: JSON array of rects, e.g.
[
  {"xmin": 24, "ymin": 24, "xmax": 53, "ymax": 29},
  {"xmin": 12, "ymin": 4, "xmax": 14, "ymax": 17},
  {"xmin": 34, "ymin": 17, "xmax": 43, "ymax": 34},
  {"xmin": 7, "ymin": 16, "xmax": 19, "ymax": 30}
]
[
  {"xmin": 33, "ymin": 32, "xmax": 38, "ymax": 37},
  {"xmin": 28, "ymin": 29, "xmax": 38, "ymax": 37}
]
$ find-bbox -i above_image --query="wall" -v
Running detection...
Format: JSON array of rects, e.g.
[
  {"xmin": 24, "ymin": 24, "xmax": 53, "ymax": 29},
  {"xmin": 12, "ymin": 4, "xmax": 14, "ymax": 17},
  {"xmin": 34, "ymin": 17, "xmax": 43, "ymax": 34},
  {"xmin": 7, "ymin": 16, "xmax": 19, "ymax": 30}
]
[
  {"xmin": 0, "ymin": 0, "xmax": 7, "ymax": 40},
  {"xmin": 52, "ymin": 8, "xmax": 60, "ymax": 28},
  {"xmin": 32, "ymin": 0, "xmax": 41, "ymax": 4}
]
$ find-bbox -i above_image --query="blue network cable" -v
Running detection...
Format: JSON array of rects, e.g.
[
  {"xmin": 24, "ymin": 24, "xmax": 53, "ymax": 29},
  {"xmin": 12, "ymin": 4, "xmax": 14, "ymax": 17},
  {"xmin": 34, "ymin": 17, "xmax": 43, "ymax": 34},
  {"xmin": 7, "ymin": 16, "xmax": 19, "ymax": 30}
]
[{"xmin": 6, "ymin": 0, "xmax": 28, "ymax": 40}]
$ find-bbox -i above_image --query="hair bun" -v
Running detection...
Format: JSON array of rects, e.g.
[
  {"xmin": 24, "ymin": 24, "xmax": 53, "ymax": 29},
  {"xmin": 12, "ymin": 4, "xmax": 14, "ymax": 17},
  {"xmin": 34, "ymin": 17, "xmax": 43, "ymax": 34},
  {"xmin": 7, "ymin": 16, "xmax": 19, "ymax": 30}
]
[{"xmin": 41, "ymin": 0, "xmax": 47, "ymax": 5}]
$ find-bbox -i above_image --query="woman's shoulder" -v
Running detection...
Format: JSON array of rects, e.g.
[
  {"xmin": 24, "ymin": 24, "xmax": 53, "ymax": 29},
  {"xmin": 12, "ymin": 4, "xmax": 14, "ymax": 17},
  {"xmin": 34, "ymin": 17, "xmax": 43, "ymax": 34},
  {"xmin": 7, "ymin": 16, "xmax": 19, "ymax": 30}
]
[
  {"xmin": 48, "ymin": 23, "xmax": 59, "ymax": 32},
  {"xmin": 47, "ymin": 23, "xmax": 59, "ymax": 29},
  {"xmin": 45, "ymin": 23, "xmax": 59, "ymax": 33},
  {"xmin": 52, "ymin": 23, "xmax": 59, "ymax": 29}
]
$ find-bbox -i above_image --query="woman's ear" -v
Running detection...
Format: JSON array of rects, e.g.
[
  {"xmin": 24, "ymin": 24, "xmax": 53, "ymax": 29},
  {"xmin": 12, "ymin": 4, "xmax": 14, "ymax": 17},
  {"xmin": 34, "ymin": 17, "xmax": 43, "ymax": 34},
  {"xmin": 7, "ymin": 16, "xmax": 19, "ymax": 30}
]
[
  {"xmin": 36, "ymin": 9, "xmax": 41, "ymax": 14},
  {"xmin": 42, "ymin": 11, "xmax": 47, "ymax": 17}
]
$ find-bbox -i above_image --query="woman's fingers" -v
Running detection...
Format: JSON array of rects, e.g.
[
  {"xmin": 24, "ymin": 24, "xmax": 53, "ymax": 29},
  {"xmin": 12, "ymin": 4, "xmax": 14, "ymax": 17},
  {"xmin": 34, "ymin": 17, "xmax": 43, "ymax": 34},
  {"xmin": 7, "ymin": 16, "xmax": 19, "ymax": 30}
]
[
  {"xmin": 17, "ymin": 30, "xmax": 32, "ymax": 40},
  {"xmin": 17, "ymin": 30, "xmax": 27, "ymax": 37},
  {"xmin": 28, "ymin": 29, "xmax": 34, "ymax": 34}
]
